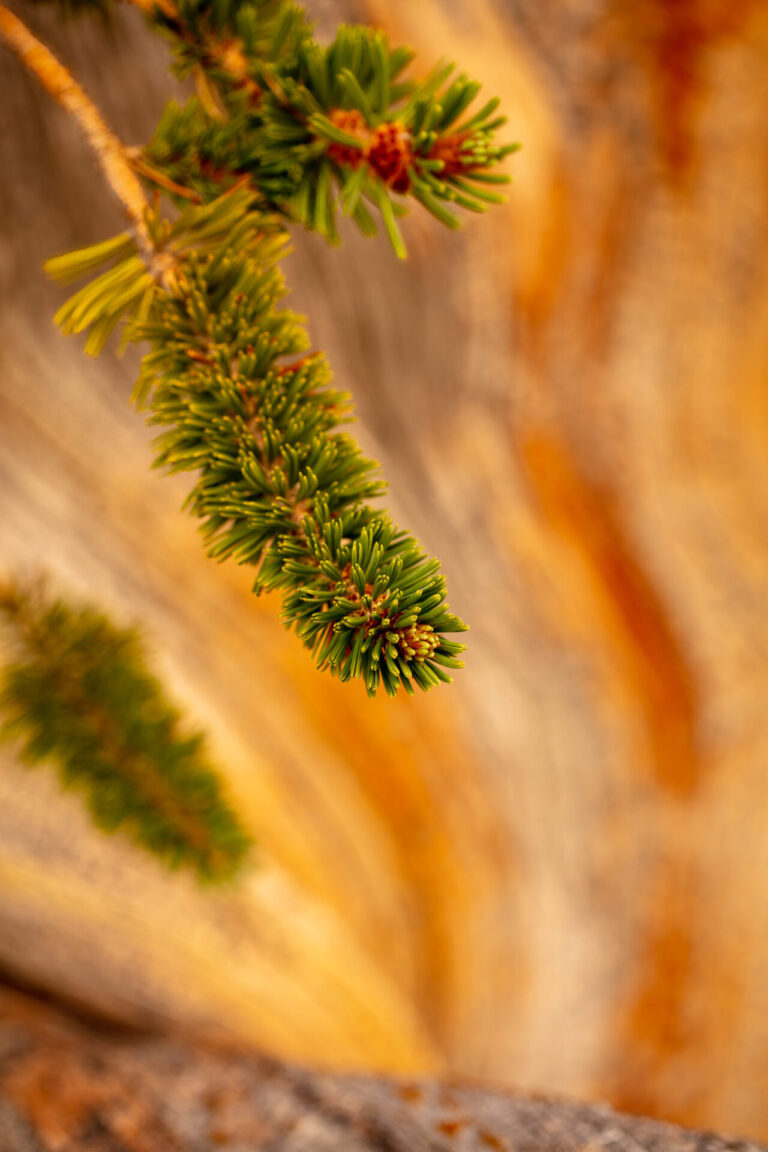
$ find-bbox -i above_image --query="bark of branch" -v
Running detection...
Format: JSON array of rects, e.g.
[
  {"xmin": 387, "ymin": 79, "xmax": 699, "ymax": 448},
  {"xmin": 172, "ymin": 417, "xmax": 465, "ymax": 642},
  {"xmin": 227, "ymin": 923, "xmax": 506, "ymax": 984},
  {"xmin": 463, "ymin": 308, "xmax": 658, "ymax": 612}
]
[
  {"xmin": 0, "ymin": 2, "xmax": 151, "ymax": 251},
  {"xmin": 0, "ymin": 987, "xmax": 763, "ymax": 1152}
]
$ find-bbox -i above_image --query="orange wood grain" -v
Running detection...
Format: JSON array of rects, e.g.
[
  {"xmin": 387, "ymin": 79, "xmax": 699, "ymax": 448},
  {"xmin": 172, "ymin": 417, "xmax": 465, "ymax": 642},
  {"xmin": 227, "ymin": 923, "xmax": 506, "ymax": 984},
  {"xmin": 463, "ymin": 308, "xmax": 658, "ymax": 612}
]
[{"xmin": 2, "ymin": 0, "xmax": 768, "ymax": 1140}]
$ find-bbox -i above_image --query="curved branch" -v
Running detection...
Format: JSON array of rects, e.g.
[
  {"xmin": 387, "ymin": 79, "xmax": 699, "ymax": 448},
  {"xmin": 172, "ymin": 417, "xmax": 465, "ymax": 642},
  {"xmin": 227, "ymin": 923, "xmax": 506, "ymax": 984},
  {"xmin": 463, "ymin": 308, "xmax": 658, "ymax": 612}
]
[{"xmin": 0, "ymin": 3, "xmax": 152, "ymax": 251}]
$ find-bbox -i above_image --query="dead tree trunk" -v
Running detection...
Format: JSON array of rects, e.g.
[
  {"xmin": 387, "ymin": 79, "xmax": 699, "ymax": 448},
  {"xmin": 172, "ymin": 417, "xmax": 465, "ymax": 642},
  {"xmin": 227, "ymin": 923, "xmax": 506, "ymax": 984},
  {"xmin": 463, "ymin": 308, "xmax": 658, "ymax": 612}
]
[{"xmin": 0, "ymin": 987, "xmax": 764, "ymax": 1152}]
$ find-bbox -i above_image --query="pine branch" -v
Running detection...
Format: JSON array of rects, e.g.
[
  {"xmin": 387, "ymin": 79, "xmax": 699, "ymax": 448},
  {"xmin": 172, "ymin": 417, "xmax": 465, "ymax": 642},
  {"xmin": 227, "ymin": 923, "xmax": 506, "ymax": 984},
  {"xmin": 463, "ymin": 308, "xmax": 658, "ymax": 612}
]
[
  {"xmin": 0, "ymin": 579, "xmax": 253, "ymax": 881},
  {"xmin": 3, "ymin": 0, "xmax": 518, "ymax": 694},
  {"xmin": 46, "ymin": 188, "xmax": 468, "ymax": 696}
]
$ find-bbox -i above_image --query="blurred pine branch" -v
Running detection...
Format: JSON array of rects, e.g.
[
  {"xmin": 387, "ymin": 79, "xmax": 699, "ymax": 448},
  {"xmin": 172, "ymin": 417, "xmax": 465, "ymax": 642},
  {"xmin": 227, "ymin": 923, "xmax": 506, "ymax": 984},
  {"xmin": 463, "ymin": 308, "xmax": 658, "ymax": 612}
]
[{"xmin": 0, "ymin": 579, "xmax": 253, "ymax": 881}]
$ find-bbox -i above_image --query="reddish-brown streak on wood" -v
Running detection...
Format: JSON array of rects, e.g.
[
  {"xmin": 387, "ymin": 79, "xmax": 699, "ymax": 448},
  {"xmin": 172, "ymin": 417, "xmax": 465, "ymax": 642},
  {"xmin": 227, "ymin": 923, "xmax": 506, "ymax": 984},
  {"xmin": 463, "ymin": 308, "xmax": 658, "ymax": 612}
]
[
  {"xmin": 608, "ymin": 863, "xmax": 746, "ymax": 1129},
  {"xmin": 479, "ymin": 1132, "xmax": 506, "ymax": 1151},
  {"xmin": 608, "ymin": 887, "xmax": 696, "ymax": 1120},
  {"xmin": 436, "ymin": 1118, "xmax": 466, "ymax": 1137},
  {"xmin": 519, "ymin": 433, "xmax": 699, "ymax": 797},
  {"xmin": 610, "ymin": 0, "xmax": 757, "ymax": 185}
]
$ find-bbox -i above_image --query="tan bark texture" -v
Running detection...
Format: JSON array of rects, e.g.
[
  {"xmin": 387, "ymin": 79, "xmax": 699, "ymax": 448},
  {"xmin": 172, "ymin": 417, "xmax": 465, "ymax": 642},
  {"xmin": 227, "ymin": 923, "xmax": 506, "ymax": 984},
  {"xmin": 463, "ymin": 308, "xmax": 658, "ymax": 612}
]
[
  {"xmin": 1, "ymin": 0, "xmax": 768, "ymax": 1142},
  {"xmin": 1, "ymin": 987, "xmax": 766, "ymax": 1152}
]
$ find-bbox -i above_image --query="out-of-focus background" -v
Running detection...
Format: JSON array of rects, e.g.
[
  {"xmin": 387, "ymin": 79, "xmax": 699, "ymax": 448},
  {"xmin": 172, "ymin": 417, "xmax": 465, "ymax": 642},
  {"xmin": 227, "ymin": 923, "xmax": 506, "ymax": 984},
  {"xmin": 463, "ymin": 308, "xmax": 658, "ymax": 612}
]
[{"xmin": 2, "ymin": 0, "xmax": 768, "ymax": 1139}]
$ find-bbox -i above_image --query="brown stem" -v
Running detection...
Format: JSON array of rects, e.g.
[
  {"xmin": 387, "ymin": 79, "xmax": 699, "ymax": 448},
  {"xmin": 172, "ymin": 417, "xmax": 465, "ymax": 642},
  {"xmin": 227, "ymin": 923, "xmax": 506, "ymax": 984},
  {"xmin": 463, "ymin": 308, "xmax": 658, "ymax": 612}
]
[
  {"xmin": 126, "ymin": 149, "xmax": 202, "ymax": 201},
  {"xmin": 0, "ymin": 3, "xmax": 153, "ymax": 254}
]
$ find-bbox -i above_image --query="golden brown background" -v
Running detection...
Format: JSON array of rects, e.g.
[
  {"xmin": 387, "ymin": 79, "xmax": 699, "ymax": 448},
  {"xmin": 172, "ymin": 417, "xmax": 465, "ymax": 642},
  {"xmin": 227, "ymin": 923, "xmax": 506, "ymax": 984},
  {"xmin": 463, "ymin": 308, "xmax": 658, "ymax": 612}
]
[{"xmin": 2, "ymin": 0, "xmax": 768, "ymax": 1139}]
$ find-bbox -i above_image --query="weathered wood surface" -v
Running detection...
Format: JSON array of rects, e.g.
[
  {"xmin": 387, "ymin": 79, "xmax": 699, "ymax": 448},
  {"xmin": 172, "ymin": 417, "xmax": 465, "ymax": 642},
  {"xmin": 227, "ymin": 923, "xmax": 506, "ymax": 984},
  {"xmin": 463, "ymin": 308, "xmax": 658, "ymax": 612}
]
[
  {"xmin": 2, "ymin": 0, "xmax": 768, "ymax": 1141},
  {"xmin": 1, "ymin": 988, "xmax": 765, "ymax": 1152}
]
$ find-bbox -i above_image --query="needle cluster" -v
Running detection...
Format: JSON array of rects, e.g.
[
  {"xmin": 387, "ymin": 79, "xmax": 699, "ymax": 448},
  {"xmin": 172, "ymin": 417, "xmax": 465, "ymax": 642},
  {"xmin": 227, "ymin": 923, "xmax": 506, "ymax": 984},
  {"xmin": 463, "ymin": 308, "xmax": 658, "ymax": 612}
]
[{"xmin": 147, "ymin": 10, "xmax": 518, "ymax": 254}]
